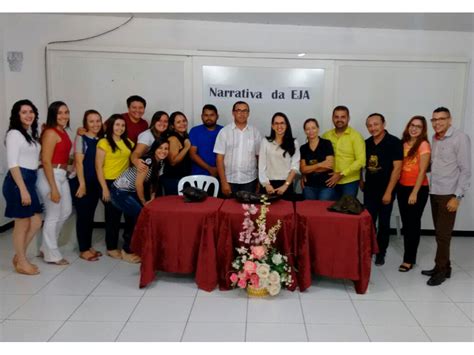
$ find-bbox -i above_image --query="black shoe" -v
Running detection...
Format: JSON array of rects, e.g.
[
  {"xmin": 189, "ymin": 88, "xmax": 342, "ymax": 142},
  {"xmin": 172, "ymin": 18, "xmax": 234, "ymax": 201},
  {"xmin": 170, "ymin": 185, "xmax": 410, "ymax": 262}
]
[
  {"xmin": 427, "ymin": 272, "xmax": 447, "ymax": 286},
  {"xmin": 375, "ymin": 254, "xmax": 385, "ymax": 266},
  {"xmin": 421, "ymin": 267, "xmax": 451, "ymax": 278}
]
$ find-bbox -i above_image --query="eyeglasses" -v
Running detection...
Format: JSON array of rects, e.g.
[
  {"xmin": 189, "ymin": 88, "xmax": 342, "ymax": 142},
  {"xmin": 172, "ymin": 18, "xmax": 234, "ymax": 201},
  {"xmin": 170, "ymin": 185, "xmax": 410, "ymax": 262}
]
[
  {"xmin": 233, "ymin": 109, "xmax": 249, "ymax": 114},
  {"xmin": 430, "ymin": 117, "xmax": 449, "ymax": 123},
  {"xmin": 409, "ymin": 124, "xmax": 423, "ymax": 129}
]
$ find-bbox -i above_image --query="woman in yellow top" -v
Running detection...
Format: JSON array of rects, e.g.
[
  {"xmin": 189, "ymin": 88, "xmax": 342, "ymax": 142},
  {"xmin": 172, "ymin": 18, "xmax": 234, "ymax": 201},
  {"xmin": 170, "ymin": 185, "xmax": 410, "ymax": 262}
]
[{"xmin": 96, "ymin": 114, "xmax": 139, "ymax": 263}]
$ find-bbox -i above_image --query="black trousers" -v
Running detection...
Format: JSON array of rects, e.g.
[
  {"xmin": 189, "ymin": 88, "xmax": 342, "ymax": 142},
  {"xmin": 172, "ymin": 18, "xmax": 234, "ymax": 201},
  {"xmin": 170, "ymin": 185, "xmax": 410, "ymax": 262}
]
[
  {"xmin": 397, "ymin": 184, "xmax": 429, "ymax": 264},
  {"xmin": 229, "ymin": 179, "xmax": 258, "ymax": 195},
  {"xmin": 261, "ymin": 180, "xmax": 295, "ymax": 201},
  {"xmin": 364, "ymin": 192, "xmax": 394, "ymax": 257},
  {"xmin": 104, "ymin": 180, "xmax": 135, "ymax": 253},
  {"xmin": 70, "ymin": 178, "xmax": 101, "ymax": 253}
]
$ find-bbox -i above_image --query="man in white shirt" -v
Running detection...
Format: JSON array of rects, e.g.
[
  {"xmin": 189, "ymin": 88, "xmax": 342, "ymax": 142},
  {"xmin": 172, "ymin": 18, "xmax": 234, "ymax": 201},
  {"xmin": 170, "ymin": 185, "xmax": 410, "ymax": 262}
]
[{"xmin": 214, "ymin": 101, "xmax": 262, "ymax": 197}]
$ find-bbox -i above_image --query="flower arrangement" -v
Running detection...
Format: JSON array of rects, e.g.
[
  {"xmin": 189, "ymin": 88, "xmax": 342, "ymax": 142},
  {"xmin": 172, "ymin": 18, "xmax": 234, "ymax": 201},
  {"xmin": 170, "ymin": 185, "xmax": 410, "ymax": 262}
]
[{"xmin": 229, "ymin": 196, "xmax": 294, "ymax": 296}]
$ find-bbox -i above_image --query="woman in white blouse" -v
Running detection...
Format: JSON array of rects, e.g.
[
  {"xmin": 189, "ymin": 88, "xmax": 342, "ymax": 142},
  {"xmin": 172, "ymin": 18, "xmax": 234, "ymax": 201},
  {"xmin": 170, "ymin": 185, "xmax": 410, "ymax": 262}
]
[
  {"xmin": 2, "ymin": 100, "xmax": 42, "ymax": 275},
  {"xmin": 258, "ymin": 112, "xmax": 300, "ymax": 200}
]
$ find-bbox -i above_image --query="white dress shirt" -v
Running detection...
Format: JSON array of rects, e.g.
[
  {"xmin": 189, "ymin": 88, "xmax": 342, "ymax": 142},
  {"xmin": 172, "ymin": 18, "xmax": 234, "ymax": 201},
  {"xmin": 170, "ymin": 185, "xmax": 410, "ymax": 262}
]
[
  {"xmin": 258, "ymin": 138, "xmax": 300, "ymax": 186},
  {"xmin": 6, "ymin": 130, "xmax": 40, "ymax": 170},
  {"xmin": 213, "ymin": 122, "xmax": 262, "ymax": 184}
]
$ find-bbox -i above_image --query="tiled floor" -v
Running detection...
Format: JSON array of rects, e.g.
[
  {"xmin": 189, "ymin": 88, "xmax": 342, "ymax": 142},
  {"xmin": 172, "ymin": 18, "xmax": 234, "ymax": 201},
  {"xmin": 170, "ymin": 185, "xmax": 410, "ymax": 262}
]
[{"xmin": 0, "ymin": 228, "xmax": 472, "ymax": 342}]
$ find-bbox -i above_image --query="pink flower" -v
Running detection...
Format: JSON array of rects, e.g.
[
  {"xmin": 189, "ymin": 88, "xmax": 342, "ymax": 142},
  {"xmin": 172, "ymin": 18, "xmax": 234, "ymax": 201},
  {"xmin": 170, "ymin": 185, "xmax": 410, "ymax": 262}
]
[
  {"xmin": 243, "ymin": 261, "xmax": 257, "ymax": 275},
  {"xmin": 237, "ymin": 278, "xmax": 247, "ymax": 288},
  {"xmin": 250, "ymin": 274, "xmax": 260, "ymax": 288},
  {"xmin": 251, "ymin": 246, "xmax": 267, "ymax": 260},
  {"xmin": 238, "ymin": 271, "xmax": 247, "ymax": 280},
  {"xmin": 230, "ymin": 273, "xmax": 238, "ymax": 283}
]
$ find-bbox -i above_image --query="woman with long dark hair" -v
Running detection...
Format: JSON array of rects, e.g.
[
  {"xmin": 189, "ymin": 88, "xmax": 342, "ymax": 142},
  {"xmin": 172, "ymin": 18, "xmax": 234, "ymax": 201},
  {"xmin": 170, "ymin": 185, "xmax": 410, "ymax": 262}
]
[
  {"xmin": 258, "ymin": 112, "xmax": 300, "ymax": 200},
  {"xmin": 299, "ymin": 118, "xmax": 335, "ymax": 200},
  {"xmin": 131, "ymin": 111, "xmax": 169, "ymax": 171},
  {"xmin": 3, "ymin": 100, "xmax": 42, "ymax": 275},
  {"xmin": 37, "ymin": 101, "xmax": 73, "ymax": 265},
  {"xmin": 96, "ymin": 114, "xmax": 138, "ymax": 262},
  {"xmin": 111, "ymin": 137, "xmax": 169, "ymax": 246},
  {"xmin": 397, "ymin": 116, "xmax": 431, "ymax": 272},
  {"xmin": 162, "ymin": 111, "xmax": 192, "ymax": 195},
  {"xmin": 69, "ymin": 110, "xmax": 104, "ymax": 261}
]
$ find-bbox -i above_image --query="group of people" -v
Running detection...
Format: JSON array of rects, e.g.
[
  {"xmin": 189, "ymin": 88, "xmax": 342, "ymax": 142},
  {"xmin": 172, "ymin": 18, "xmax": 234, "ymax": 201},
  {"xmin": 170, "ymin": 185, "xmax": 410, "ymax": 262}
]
[{"xmin": 2, "ymin": 96, "xmax": 471, "ymax": 288}]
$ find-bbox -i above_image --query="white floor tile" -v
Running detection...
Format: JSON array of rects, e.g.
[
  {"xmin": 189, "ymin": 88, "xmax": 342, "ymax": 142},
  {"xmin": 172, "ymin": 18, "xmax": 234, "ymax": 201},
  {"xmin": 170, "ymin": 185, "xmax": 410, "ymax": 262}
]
[
  {"xmin": 300, "ymin": 278, "xmax": 350, "ymax": 300},
  {"xmin": 70, "ymin": 296, "xmax": 140, "ymax": 322},
  {"xmin": 130, "ymin": 297, "xmax": 194, "ymax": 322},
  {"xmin": 365, "ymin": 325, "xmax": 430, "ymax": 341},
  {"xmin": 457, "ymin": 303, "xmax": 474, "ymax": 322},
  {"xmin": 394, "ymin": 284, "xmax": 452, "ymax": 302},
  {"xmin": 246, "ymin": 323, "xmax": 307, "ymax": 342},
  {"xmin": 301, "ymin": 300, "xmax": 361, "ymax": 325},
  {"xmin": 248, "ymin": 298, "xmax": 303, "ymax": 323},
  {"xmin": 306, "ymin": 324, "xmax": 369, "ymax": 342},
  {"xmin": 0, "ymin": 271, "xmax": 59, "ymax": 295},
  {"xmin": 423, "ymin": 326, "xmax": 474, "ymax": 342},
  {"xmin": 0, "ymin": 294, "xmax": 31, "ymax": 319},
  {"xmin": 50, "ymin": 321, "xmax": 124, "ymax": 341},
  {"xmin": 9, "ymin": 294, "xmax": 85, "ymax": 321},
  {"xmin": 353, "ymin": 300, "xmax": 418, "ymax": 326},
  {"xmin": 347, "ymin": 279, "xmax": 401, "ymax": 301},
  {"xmin": 143, "ymin": 274, "xmax": 198, "ymax": 298},
  {"xmin": 38, "ymin": 271, "xmax": 104, "ymax": 296},
  {"xmin": 183, "ymin": 322, "xmax": 246, "ymax": 342},
  {"xmin": 0, "ymin": 319, "xmax": 63, "ymax": 341},
  {"xmin": 196, "ymin": 289, "xmax": 247, "ymax": 299},
  {"xmin": 117, "ymin": 321, "xmax": 186, "ymax": 341},
  {"xmin": 92, "ymin": 275, "xmax": 145, "ymax": 297},
  {"xmin": 405, "ymin": 301, "xmax": 472, "ymax": 326},
  {"xmin": 440, "ymin": 281, "xmax": 474, "ymax": 302},
  {"xmin": 189, "ymin": 297, "xmax": 247, "ymax": 323}
]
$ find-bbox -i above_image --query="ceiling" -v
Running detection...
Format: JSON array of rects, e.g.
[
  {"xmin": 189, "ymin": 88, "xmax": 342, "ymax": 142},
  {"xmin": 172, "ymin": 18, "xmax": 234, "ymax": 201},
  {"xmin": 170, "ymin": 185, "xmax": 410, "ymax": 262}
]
[{"xmin": 100, "ymin": 13, "xmax": 474, "ymax": 33}]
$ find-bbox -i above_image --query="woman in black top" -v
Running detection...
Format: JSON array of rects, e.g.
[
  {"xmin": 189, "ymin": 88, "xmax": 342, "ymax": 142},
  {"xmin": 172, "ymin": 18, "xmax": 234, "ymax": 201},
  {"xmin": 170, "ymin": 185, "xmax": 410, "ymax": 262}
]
[
  {"xmin": 299, "ymin": 118, "xmax": 336, "ymax": 200},
  {"xmin": 162, "ymin": 111, "xmax": 192, "ymax": 195}
]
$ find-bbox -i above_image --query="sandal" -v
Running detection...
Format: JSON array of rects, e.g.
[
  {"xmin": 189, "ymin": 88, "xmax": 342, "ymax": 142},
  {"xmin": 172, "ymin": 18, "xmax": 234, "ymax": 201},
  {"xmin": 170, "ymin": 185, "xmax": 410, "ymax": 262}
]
[
  {"xmin": 15, "ymin": 263, "xmax": 40, "ymax": 276},
  {"xmin": 89, "ymin": 248, "xmax": 103, "ymax": 257},
  {"xmin": 13, "ymin": 255, "xmax": 39, "ymax": 270},
  {"xmin": 107, "ymin": 249, "xmax": 122, "ymax": 260},
  {"xmin": 398, "ymin": 263, "xmax": 414, "ymax": 272},
  {"xmin": 80, "ymin": 251, "xmax": 99, "ymax": 262},
  {"xmin": 47, "ymin": 258, "xmax": 70, "ymax": 266}
]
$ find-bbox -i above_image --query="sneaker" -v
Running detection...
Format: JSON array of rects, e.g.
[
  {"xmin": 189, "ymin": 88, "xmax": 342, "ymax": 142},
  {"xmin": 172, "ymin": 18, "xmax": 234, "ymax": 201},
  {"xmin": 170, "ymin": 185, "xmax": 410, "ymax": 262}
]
[
  {"xmin": 375, "ymin": 254, "xmax": 385, "ymax": 266},
  {"xmin": 121, "ymin": 250, "xmax": 141, "ymax": 264}
]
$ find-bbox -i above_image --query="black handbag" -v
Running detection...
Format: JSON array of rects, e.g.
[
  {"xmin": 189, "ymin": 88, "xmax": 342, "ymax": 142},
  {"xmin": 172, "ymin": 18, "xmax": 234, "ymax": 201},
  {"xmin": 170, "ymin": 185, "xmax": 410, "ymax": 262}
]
[
  {"xmin": 234, "ymin": 191, "xmax": 281, "ymax": 204},
  {"xmin": 327, "ymin": 195, "xmax": 365, "ymax": 215},
  {"xmin": 181, "ymin": 186, "xmax": 208, "ymax": 203}
]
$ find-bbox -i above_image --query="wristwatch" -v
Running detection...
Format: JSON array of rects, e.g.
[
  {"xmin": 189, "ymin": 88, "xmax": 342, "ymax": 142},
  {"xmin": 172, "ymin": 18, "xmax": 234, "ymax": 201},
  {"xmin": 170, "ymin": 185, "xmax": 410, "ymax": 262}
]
[{"xmin": 455, "ymin": 194, "xmax": 464, "ymax": 201}]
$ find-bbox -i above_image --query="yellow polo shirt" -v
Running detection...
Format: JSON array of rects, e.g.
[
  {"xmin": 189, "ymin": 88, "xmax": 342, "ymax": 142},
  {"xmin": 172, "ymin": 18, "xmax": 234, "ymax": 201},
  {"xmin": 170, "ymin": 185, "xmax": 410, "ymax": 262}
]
[
  {"xmin": 97, "ymin": 138, "xmax": 134, "ymax": 180},
  {"xmin": 322, "ymin": 126, "xmax": 366, "ymax": 184}
]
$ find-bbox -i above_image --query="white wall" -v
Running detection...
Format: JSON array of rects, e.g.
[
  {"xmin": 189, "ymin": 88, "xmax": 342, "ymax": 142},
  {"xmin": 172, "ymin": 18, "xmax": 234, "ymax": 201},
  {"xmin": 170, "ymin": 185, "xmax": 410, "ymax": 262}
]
[{"xmin": 1, "ymin": 13, "xmax": 473, "ymax": 230}]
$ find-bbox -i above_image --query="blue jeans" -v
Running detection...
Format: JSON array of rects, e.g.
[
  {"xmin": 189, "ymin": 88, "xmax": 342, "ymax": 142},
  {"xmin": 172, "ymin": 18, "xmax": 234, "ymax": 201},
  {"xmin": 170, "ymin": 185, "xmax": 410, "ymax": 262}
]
[
  {"xmin": 303, "ymin": 186, "xmax": 336, "ymax": 201},
  {"xmin": 110, "ymin": 186, "xmax": 143, "ymax": 220},
  {"xmin": 334, "ymin": 181, "xmax": 360, "ymax": 200}
]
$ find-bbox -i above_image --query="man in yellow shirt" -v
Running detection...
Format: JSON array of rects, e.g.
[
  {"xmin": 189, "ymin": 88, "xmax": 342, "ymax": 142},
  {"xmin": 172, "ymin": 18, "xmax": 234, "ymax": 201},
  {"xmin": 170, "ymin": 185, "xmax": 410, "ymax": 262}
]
[{"xmin": 322, "ymin": 106, "xmax": 366, "ymax": 200}]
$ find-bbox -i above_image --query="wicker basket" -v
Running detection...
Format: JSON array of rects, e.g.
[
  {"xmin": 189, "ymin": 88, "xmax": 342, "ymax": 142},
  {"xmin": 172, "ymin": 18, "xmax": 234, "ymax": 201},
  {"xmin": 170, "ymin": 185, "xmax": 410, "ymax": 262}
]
[{"xmin": 247, "ymin": 285, "xmax": 269, "ymax": 297}]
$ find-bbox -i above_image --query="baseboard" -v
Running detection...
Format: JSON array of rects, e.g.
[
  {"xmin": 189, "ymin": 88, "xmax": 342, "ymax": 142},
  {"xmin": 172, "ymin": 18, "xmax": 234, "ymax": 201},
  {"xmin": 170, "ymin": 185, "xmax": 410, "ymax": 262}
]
[{"xmin": 1, "ymin": 222, "xmax": 473, "ymax": 237}]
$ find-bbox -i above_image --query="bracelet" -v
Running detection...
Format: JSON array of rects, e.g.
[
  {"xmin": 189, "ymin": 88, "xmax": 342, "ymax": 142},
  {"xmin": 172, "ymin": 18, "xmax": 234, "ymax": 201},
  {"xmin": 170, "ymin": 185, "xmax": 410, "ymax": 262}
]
[{"xmin": 284, "ymin": 181, "xmax": 290, "ymax": 186}]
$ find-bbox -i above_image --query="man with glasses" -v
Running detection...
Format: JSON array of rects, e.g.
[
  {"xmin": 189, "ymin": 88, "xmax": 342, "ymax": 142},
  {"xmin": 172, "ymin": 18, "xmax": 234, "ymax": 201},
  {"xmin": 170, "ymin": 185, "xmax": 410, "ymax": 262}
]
[
  {"xmin": 422, "ymin": 107, "xmax": 471, "ymax": 286},
  {"xmin": 362, "ymin": 113, "xmax": 403, "ymax": 266},
  {"xmin": 214, "ymin": 101, "xmax": 262, "ymax": 197}
]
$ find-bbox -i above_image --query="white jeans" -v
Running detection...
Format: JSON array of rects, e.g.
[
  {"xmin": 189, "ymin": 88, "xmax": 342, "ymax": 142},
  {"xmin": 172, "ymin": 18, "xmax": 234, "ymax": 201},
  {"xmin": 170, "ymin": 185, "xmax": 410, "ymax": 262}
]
[{"xmin": 36, "ymin": 168, "xmax": 72, "ymax": 262}]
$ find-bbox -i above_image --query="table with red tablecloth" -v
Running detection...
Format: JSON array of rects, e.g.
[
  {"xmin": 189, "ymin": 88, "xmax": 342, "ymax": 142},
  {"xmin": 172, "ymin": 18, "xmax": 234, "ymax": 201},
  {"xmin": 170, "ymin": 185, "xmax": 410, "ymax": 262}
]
[
  {"xmin": 295, "ymin": 201, "xmax": 378, "ymax": 294},
  {"xmin": 216, "ymin": 199, "xmax": 297, "ymax": 291},
  {"xmin": 131, "ymin": 196, "xmax": 224, "ymax": 291}
]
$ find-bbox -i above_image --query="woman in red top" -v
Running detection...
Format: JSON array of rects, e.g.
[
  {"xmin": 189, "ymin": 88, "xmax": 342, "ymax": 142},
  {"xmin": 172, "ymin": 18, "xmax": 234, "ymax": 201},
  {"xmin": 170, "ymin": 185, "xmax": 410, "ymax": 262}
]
[
  {"xmin": 36, "ymin": 101, "xmax": 73, "ymax": 265},
  {"xmin": 397, "ymin": 116, "xmax": 431, "ymax": 272}
]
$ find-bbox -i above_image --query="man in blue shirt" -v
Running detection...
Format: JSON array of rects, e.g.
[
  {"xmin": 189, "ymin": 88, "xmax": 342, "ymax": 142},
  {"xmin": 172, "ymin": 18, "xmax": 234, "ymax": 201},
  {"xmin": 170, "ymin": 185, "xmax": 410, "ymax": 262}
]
[{"xmin": 189, "ymin": 104, "xmax": 223, "ymax": 176}]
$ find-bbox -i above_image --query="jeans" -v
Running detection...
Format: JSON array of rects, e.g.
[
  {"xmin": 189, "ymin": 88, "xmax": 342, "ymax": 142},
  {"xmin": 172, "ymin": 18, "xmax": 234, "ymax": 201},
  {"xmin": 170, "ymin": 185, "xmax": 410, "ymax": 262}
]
[
  {"xmin": 430, "ymin": 194, "xmax": 457, "ymax": 272},
  {"xmin": 70, "ymin": 177, "xmax": 101, "ymax": 253},
  {"xmin": 334, "ymin": 180, "xmax": 360, "ymax": 200},
  {"xmin": 104, "ymin": 180, "xmax": 135, "ymax": 253},
  {"xmin": 303, "ymin": 185, "xmax": 336, "ymax": 201},
  {"xmin": 397, "ymin": 185, "xmax": 429, "ymax": 264},
  {"xmin": 36, "ymin": 168, "xmax": 72, "ymax": 262},
  {"xmin": 110, "ymin": 186, "xmax": 143, "ymax": 221},
  {"xmin": 364, "ymin": 192, "xmax": 395, "ymax": 257}
]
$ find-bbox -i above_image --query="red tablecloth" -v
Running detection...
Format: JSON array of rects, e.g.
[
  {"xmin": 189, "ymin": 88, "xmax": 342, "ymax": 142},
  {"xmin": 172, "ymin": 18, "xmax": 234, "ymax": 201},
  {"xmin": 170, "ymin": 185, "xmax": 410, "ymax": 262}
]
[
  {"xmin": 295, "ymin": 201, "xmax": 378, "ymax": 294},
  {"xmin": 217, "ymin": 199, "xmax": 297, "ymax": 291},
  {"xmin": 131, "ymin": 196, "xmax": 224, "ymax": 291}
]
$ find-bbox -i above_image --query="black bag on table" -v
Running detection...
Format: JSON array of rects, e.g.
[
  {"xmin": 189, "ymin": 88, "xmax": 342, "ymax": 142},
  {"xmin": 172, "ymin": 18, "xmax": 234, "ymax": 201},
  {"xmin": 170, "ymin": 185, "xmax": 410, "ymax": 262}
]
[
  {"xmin": 181, "ymin": 186, "xmax": 208, "ymax": 203},
  {"xmin": 327, "ymin": 195, "xmax": 365, "ymax": 215}
]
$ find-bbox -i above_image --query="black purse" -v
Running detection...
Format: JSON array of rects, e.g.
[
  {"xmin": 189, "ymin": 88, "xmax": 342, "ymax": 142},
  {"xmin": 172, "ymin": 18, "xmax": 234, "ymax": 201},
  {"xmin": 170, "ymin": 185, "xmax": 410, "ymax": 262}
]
[
  {"xmin": 181, "ymin": 186, "xmax": 208, "ymax": 203},
  {"xmin": 327, "ymin": 195, "xmax": 365, "ymax": 215}
]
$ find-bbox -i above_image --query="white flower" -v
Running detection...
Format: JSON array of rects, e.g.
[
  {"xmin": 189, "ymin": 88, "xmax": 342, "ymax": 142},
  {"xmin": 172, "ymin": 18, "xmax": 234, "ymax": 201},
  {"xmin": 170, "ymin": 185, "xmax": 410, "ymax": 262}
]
[
  {"xmin": 256, "ymin": 263, "xmax": 271, "ymax": 279},
  {"xmin": 268, "ymin": 271, "xmax": 280, "ymax": 285},
  {"xmin": 259, "ymin": 278, "xmax": 269, "ymax": 289},
  {"xmin": 242, "ymin": 255, "xmax": 247, "ymax": 262},
  {"xmin": 267, "ymin": 282, "xmax": 281, "ymax": 296},
  {"xmin": 232, "ymin": 261, "xmax": 240, "ymax": 269},
  {"xmin": 236, "ymin": 246, "xmax": 248, "ymax": 255},
  {"xmin": 271, "ymin": 253, "xmax": 283, "ymax": 265}
]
